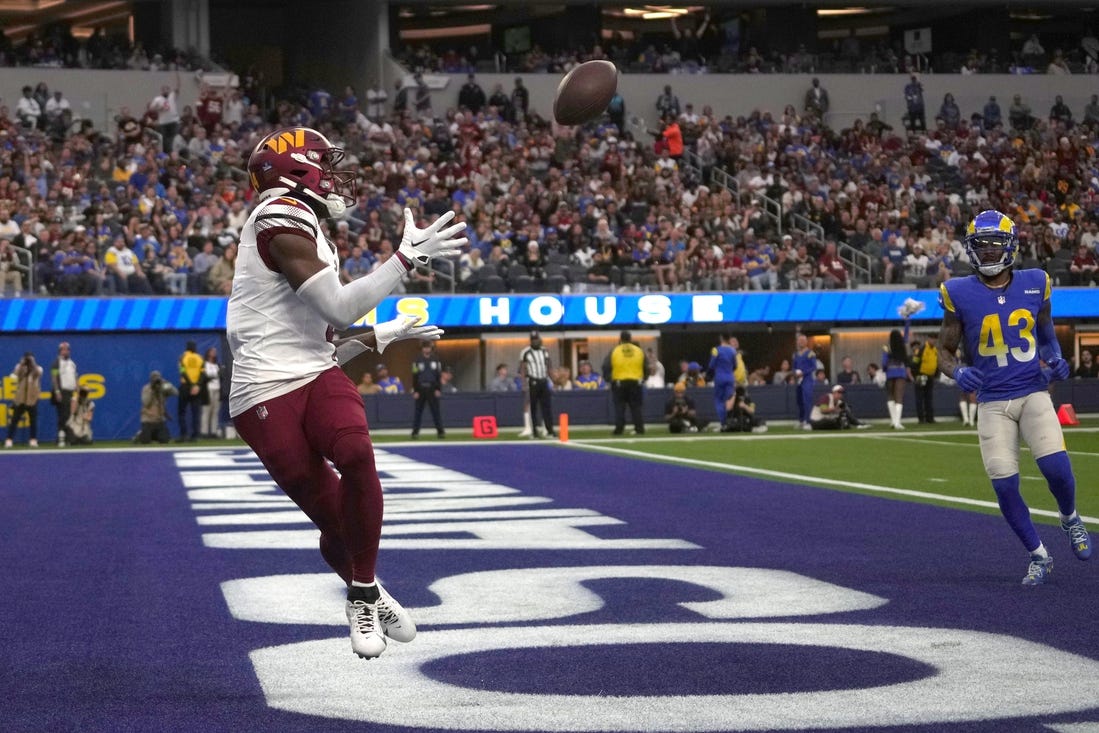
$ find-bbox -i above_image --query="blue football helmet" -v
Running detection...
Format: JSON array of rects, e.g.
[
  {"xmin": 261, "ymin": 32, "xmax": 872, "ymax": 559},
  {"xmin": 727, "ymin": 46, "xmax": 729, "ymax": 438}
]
[{"xmin": 964, "ymin": 209, "xmax": 1017, "ymax": 277}]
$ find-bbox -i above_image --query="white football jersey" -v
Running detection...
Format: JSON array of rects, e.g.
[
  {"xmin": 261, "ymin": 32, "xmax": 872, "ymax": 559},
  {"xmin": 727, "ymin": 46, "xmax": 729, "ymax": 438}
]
[{"xmin": 227, "ymin": 194, "xmax": 340, "ymax": 417}]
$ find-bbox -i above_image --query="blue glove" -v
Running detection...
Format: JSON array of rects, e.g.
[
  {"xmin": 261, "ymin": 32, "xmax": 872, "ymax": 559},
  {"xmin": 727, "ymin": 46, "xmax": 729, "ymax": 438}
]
[
  {"xmin": 1046, "ymin": 356, "xmax": 1071, "ymax": 382},
  {"xmin": 955, "ymin": 366, "xmax": 984, "ymax": 393}
]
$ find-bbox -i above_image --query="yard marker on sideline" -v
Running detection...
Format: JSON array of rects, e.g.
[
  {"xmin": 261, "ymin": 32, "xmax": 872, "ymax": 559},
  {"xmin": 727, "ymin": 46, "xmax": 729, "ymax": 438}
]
[
  {"xmin": 559, "ymin": 413, "xmax": 569, "ymax": 443},
  {"xmin": 1058, "ymin": 404, "xmax": 1079, "ymax": 426}
]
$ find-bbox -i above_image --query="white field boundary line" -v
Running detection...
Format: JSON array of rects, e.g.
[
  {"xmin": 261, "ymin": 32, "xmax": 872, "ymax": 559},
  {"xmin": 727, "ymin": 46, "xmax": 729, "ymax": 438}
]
[
  {"xmin": 870, "ymin": 434, "xmax": 1099, "ymax": 459},
  {"xmin": 570, "ymin": 441, "xmax": 1099, "ymax": 526}
]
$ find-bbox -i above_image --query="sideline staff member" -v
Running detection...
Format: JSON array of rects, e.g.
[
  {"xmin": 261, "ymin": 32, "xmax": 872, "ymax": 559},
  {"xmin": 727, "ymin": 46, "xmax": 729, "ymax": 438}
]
[
  {"xmin": 410, "ymin": 340, "xmax": 445, "ymax": 439},
  {"xmin": 519, "ymin": 330, "xmax": 555, "ymax": 438},
  {"xmin": 603, "ymin": 330, "xmax": 648, "ymax": 435}
]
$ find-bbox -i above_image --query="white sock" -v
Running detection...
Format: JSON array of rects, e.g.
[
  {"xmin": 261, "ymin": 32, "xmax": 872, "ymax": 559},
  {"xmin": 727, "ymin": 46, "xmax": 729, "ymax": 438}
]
[
  {"xmin": 893, "ymin": 402, "xmax": 903, "ymax": 425},
  {"xmin": 959, "ymin": 401, "xmax": 969, "ymax": 424},
  {"xmin": 522, "ymin": 410, "xmax": 533, "ymax": 432},
  {"xmin": 968, "ymin": 402, "xmax": 978, "ymax": 424},
  {"xmin": 1059, "ymin": 511, "xmax": 1079, "ymax": 524},
  {"xmin": 887, "ymin": 400, "xmax": 897, "ymax": 426},
  {"xmin": 1031, "ymin": 544, "xmax": 1049, "ymax": 559},
  {"xmin": 350, "ymin": 580, "xmax": 376, "ymax": 588}
]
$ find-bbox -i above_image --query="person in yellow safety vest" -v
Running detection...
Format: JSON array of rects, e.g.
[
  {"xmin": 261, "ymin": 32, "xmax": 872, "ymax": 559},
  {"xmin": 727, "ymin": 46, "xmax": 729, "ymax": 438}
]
[
  {"xmin": 602, "ymin": 330, "xmax": 648, "ymax": 436},
  {"xmin": 912, "ymin": 333, "xmax": 939, "ymax": 423},
  {"xmin": 178, "ymin": 340, "xmax": 206, "ymax": 441},
  {"xmin": 731, "ymin": 336, "xmax": 748, "ymax": 387}
]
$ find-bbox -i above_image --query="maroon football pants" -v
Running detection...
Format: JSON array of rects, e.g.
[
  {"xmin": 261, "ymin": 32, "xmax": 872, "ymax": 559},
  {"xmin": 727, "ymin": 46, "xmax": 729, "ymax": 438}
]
[{"xmin": 233, "ymin": 366, "xmax": 381, "ymax": 585}]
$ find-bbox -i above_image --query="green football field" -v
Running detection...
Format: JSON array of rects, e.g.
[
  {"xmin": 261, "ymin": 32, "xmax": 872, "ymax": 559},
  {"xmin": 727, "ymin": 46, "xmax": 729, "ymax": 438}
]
[{"xmin": 561, "ymin": 420, "xmax": 1099, "ymax": 526}]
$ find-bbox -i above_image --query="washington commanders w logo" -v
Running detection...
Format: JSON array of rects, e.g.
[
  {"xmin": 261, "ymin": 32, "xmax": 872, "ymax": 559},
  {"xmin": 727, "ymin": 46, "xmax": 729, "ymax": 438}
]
[{"xmin": 264, "ymin": 129, "xmax": 305, "ymax": 154}]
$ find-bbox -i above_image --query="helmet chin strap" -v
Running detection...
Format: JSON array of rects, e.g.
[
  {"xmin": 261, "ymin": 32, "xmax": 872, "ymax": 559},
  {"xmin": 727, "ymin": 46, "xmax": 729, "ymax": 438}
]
[
  {"xmin": 276, "ymin": 175, "xmax": 346, "ymax": 218},
  {"xmin": 324, "ymin": 195, "xmax": 347, "ymax": 217}
]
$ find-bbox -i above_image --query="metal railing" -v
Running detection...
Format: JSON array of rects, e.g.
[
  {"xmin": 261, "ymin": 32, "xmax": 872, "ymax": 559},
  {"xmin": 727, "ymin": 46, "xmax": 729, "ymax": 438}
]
[
  {"xmin": 697, "ymin": 158, "xmax": 879, "ymax": 287},
  {"xmin": 837, "ymin": 242, "xmax": 874, "ymax": 286},
  {"xmin": 432, "ymin": 257, "xmax": 457, "ymax": 293},
  {"xmin": 683, "ymin": 150, "xmax": 783, "ymax": 234},
  {"xmin": 789, "ymin": 211, "xmax": 824, "ymax": 242}
]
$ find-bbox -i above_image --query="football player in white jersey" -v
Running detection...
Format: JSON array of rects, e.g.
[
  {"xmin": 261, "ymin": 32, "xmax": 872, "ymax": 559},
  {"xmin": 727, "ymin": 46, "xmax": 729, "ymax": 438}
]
[{"xmin": 227, "ymin": 127, "xmax": 466, "ymax": 658}]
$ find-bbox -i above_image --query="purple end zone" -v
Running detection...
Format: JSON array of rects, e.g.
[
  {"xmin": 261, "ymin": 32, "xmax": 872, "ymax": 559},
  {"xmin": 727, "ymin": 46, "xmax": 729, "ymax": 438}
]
[{"xmin": 2, "ymin": 446, "xmax": 1097, "ymax": 733}]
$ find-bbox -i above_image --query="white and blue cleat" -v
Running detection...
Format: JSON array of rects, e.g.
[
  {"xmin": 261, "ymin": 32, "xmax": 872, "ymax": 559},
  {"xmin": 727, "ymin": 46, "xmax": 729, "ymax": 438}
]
[
  {"xmin": 1021, "ymin": 554, "xmax": 1054, "ymax": 586},
  {"xmin": 1061, "ymin": 516, "xmax": 1092, "ymax": 561}
]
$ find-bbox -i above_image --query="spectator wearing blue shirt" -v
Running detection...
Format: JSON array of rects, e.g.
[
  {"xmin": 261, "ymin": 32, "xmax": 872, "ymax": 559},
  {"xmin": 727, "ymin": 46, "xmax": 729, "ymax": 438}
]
[
  {"xmin": 452, "ymin": 178, "xmax": 477, "ymax": 211},
  {"xmin": 341, "ymin": 246, "xmax": 375, "ymax": 283},
  {"xmin": 882, "ymin": 234, "xmax": 907, "ymax": 284},
  {"xmin": 983, "ymin": 96, "xmax": 1002, "ymax": 130},
  {"xmin": 573, "ymin": 360, "xmax": 606, "ymax": 390},
  {"xmin": 745, "ymin": 245, "xmax": 777, "ymax": 290},
  {"xmin": 53, "ymin": 239, "xmax": 93, "ymax": 295},
  {"xmin": 308, "ymin": 87, "xmax": 332, "ymax": 121},
  {"xmin": 133, "ymin": 223, "xmax": 161, "ymax": 261},
  {"xmin": 339, "ymin": 85, "xmax": 359, "ymax": 125},
  {"xmin": 375, "ymin": 364, "xmax": 404, "ymax": 395},
  {"xmin": 398, "ymin": 174, "xmax": 426, "ymax": 208}
]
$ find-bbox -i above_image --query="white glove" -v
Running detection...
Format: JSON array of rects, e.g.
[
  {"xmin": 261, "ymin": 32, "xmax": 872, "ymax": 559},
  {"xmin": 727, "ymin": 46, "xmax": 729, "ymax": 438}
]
[
  {"xmin": 397, "ymin": 209, "xmax": 468, "ymax": 268},
  {"xmin": 374, "ymin": 314, "xmax": 445, "ymax": 354}
]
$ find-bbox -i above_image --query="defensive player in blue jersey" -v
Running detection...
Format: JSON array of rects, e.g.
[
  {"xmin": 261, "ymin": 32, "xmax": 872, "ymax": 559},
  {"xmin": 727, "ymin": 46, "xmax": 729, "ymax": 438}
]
[
  {"xmin": 792, "ymin": 333, "xmax": 819, "ymax": 430},
  {"xmin": 937, "ymin": 210, "xmax": 1091, "ymax": 586},
  {"xmin": 708, "ymin": 333, "xmax": 737, "ymax": 426}
]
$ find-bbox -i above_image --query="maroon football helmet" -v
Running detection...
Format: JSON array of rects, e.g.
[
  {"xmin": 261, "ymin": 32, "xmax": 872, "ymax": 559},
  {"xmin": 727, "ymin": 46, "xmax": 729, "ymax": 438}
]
[{"xmin": 247, "ymin": 127, "xmax": 355, "ymax": 216}]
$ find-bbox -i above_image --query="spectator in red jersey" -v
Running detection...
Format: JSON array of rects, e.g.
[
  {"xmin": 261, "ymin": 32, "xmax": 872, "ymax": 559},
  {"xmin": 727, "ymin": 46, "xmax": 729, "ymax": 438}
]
[
  {"xmin": 818, "ymin": 241, "xmax": 849, "ymax": 289},
  {"xmin": 1069, "ymin": 243, "xmax": 1099, "ymax": 286},
  {"xmin": 195, "ymin": 84, "xmax": 223, "ymax": 133}
]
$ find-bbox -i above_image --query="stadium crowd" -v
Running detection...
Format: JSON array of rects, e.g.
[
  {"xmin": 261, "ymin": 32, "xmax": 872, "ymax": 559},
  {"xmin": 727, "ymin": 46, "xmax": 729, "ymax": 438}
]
[
  {"xmin": 397, "ymin": 17, "xmax": 1099, "ymax": 77},
  {"xmin": 3, "ymin": 62, "xmax": 1099, "ymax": 301},
  {"xmin": 0, "ymin": 24, "xmax": 223, "ymax": 73}
]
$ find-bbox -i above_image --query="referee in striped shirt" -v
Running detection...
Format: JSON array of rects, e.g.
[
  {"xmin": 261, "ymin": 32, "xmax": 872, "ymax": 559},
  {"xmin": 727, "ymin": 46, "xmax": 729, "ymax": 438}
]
[{"xmin": 519, "ymin": 330, "xmax": 555, "ymax": 438}]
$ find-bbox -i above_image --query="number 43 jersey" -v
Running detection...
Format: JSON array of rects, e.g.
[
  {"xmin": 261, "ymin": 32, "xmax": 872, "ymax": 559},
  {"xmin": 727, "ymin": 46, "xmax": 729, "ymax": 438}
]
[{"xmin": 940, "ymin": 269, "xmax": 1051, "ymax": 403}]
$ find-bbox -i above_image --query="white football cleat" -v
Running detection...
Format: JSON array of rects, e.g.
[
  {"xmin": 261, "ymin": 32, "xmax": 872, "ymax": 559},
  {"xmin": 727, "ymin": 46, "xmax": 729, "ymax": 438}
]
[
  {"xmin": 345, "ymin": 587, "xmax": 387, "ymax": 659},
  {"xmin": 376, "ymin": 582, "xmax": 417, "ymax": 643}
]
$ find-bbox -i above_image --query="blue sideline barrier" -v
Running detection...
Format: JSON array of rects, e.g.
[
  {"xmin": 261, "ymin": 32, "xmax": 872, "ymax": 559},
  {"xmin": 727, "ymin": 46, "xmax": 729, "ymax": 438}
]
[{"xmin": 4, "ymin": 288, "xmax": 1099, "ymax": 332}]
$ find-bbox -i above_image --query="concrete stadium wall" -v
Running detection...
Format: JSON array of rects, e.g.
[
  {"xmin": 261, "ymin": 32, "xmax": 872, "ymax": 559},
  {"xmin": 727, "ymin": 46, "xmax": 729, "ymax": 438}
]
[
  {"xmin": 440, "ymin": 72, "xmax": 1099, "ymax": 134},
  {"xmin": 5, "ymin": 67, "xmax": 1094, "ymax": 139},
  {"xmin": 0, "ymin": 68, "xmax": 203, "ymax": 133}
]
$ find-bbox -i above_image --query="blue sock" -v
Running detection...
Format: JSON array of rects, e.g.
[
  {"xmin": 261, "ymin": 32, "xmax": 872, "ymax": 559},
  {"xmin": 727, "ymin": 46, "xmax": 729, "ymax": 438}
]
[
  {"xmin": 1036, "ymin": 451, "xmax": 1077, "ymax": 517},
  {"xmin": 990, "ymin": 475, "xmax": 1041, "ymax": 553},
  {"xmin": 714, "ymin": 383, "xmax": 733, "ymax": 425}
]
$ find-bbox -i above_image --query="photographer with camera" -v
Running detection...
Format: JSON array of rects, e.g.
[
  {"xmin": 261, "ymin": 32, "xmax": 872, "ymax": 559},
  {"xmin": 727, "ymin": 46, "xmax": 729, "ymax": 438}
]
[
  {"xmin": 664, "ymin": 382, "xmax": 707, "ymax": 434},
  {"xmin": 66, "ymin": 387, "xmax": 95, "ymax": 445},
  {"xmin": 722, "ymin": 385, "xmax": 768, "ymax": 433},
  {"xmin": 810, "ymin": 385, "xmax": 870, "ymax": 430},
  {"xmin": 136, "ymin": 370, "xmax": 178, "ymax": 444},
  {"xmin": 5, "ymin": 352, "xmax": 43, "ymax": 448}
]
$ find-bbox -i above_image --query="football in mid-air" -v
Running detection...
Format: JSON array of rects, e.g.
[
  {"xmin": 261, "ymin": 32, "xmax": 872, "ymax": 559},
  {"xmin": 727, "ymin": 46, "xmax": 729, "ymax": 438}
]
[{"xmin": 553, "ymin": 60, "xmax": 618, "ymax": 126}]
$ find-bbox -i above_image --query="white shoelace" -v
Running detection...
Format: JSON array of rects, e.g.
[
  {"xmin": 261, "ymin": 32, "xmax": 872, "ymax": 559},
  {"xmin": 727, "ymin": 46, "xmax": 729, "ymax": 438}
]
[
  {"xmin": 1066, "ymin": 523, "xmax": 1090, "ymax": 546},
  {"xmin": 349, "ymin": 600, "xmax": 377, "ymax": 634}
]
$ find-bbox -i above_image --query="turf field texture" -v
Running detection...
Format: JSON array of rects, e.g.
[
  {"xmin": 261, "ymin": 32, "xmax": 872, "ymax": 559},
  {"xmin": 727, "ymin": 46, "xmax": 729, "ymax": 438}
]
[
  {"xmin": 3, "ymin": 428, "xmax": 1099, "ymax": 732},
  {"xmin": 45, "ymin": 418, "xmax": 1099, "ymax": 525},
  {"xmin": 572, "ymin": 420, "xmax": 1099, "ymax": 525}
]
